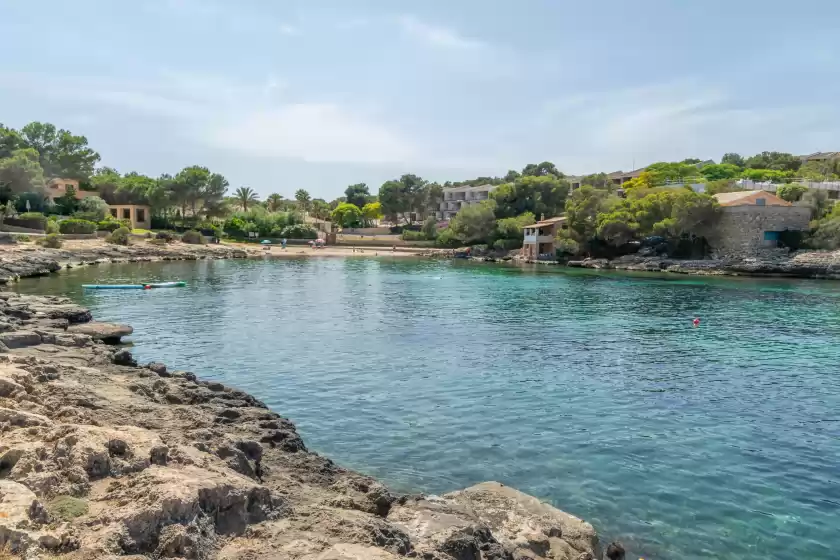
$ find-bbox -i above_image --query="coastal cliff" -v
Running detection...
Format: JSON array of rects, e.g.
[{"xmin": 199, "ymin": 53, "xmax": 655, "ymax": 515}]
[{"xmin": 0, "ymin": 293, "xmax": 601, "ymax": 560}]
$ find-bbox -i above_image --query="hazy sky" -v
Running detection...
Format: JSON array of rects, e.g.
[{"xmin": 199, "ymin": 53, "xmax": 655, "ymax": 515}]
[{"xmin": 2, "ymin": 0, "xmax": 838, "ymax": 198}]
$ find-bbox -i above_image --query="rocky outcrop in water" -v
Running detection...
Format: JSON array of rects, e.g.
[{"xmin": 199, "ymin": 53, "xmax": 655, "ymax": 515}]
[{"xmin": 0, "ymin": 293, "xmax": 600, "ymax": 559}]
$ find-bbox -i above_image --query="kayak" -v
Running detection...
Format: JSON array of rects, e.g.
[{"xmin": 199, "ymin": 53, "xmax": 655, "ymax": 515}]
[{"xmin": 82, "ymin": 281, "xmax": 186, "ymax": 290}]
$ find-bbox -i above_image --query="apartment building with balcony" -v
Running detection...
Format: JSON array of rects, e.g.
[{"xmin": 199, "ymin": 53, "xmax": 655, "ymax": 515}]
[{"xmin": 436, "ymin": 184, "xmax": 499, "ymax": 220}]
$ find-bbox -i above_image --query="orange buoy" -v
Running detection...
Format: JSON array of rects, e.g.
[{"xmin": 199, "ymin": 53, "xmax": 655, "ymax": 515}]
[{"xmin": 144, "ymin": 284, "xmax": 152, "ymax": 290}]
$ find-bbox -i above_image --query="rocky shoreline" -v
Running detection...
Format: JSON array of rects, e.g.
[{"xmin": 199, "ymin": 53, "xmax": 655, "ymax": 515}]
[
  {"xmin": 0, "ymin": 240, "xmax": 260, "ymax": 285},
  {"xmin": 0, "ymin": 292, "xmax": 603, "ymax": 560},
  {"xmin": 564, "ymin": 250, "xmax": 840, "ymax": 279}
]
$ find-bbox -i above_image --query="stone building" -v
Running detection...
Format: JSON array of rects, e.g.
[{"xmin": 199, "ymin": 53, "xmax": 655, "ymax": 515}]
[{"xmin": 708, "ymin": 190, "xmax": 811, "ymax": 256}]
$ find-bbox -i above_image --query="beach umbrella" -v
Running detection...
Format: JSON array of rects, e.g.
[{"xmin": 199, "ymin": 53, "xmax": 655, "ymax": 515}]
[{"xmin": 260, "ymin": 240, "xmax": 272, "ymax": 244}]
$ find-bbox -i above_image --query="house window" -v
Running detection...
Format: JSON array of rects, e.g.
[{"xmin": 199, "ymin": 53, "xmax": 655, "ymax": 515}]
[
  {"xmin": 755, "ymin": 198, "xmax": 766, "ymax": 206},
  {"xmin": 122, "ymin": 209, "xmax": 131, "ymax": 220},
  {"xmin": 65, "ymin": 184, "xmax": 73, "ymax": 189},
  {"xmin": 110, "ymin": 209, "xmax": 117, "ymax": 217},
  {"xmin": 136, "ymin": 208, "xmax": 145, "ymax": 222}
]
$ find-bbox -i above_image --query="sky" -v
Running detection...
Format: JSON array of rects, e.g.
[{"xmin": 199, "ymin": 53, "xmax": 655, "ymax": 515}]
[{"xmin": 1, "ymin": 0, "xmax": 839, "ymax": 199}]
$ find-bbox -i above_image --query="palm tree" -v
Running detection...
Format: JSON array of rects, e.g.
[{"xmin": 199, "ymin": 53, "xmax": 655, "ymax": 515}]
[
  {"xmin": 234, "ymin": 187, "xmax": 259, "ymax": 212},
  {"xmin": 295, "ymin": 189, "xmax": 311, "ymax": 212},
  {"xmin": 267, "ymin": 193, "xmax": 284, "ymax": 212}
]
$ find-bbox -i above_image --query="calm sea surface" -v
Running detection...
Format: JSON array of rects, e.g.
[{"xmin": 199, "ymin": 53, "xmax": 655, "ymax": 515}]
[{"xmin": 15, "ymin": 258, "xmax": 840, "ymax": 560}]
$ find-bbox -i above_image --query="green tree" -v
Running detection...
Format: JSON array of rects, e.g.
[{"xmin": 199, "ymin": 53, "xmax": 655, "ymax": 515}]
[
  {"xmin": 75, "ymin": 196, "xmax": 110, "ymax": 221},
  {"xmin": 19, "ymin": 122, "xmax": 100, "ymax": 179},
  {"xmin": 425, "ymin": 182, "xmax": 444, "ymax": 214},
  {"xmin": 378, "ymin": 180, "xmax": 406, "ymax": 222},
  {"xmin": 202, "ymin": 173, "xmax": 229, "ymax": 218},
  {"xmin": 645, "ymin": 162, "xmax": 699, "ymax": 184},
  {"xmin": 493, "ymin": 211, "xmax": 535, "ymax": 248},
  {"xmin": 565, "ymin": 186, "xmax": 612, "ymax": 242},
  {"xmin": 798, "ymin": 189, "xmax": 831, "ymax": 220},
  {"xmin": 54, "ymin": 184, "xmax": 79, "ymax": 215},
  {"xmin": 799, "ymin": 160, "xmax": 840, "ymax": 181},
  {"xmin": 449, "ymin": 200, "xmax": 496, "ymax": 244},
  {"xmin": 700, "ymin": 163, "xmax": 741, "ymax": 181},
  {"xmin": 490, "ymin": 175, "xmax": 569, "ymax": 219},
  {"xmin": 421, "ymin": 217, "xmax": 438, "ymax": 239},
  {"xmin": 0, "ymin": 148, "xmax": 46, "ymax": 192},
  {"xmin": 503, "ymin": 169, "xmax": 521, "ymax": 182},
  {"xmin": 172, "ymin": 166, "xmax": 210, "ymax": 219},
  {"xmin": 521, "ymin": 161, "xmax": 562, "ymax": 178},
  {"xmin": 331, "ymin": 202, "xmax": 362, "ymax": 227},
  {"xmin": 776, "ymin": 184, "xmax": 808, "ymax": 203},
  {"xmin": 597, "ymin": 209, "xmax": 639, "ymax": 245},
  {"xmin": 344, "ymin": 183, "xmax": 371, "ymax": 208},
  {"xmin": 266, "ymin": 193, "xmax": 284, "ymax": 212},
  {"xmin": 234, "ymin": 187, "xmax": 259, "ymax": 211},
  {"xmin": 310, "ymin": 198, "xmax": 331, "ymax": 220},
  {"xmin": 744, "ymin": 151, "xmax": 801, "ymax": 172},
  {"xmin": 0, "ymin": 124, "xmax": 24, "ymax": 159},
  {"xmin": 580, "ymin": 172, "xmax": 610, "ymax": 189},
  {"xmin": 721, "ymin": 153, "xmax": 745, "ymax": 168},
  {"xmin": 361, "ymin": 201, "xmax": 383, "ymax": 225},
  {"xmin": 295, "ymin": 189, "xmax": 311, "ymax": 212},
  {"xmin": 120, "ymin": 172, "xmax": 157, "ymax": 204}
]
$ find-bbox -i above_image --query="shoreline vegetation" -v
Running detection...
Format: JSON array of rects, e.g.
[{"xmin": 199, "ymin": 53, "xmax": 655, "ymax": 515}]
[
  {"xmin": 0, "ymin": 293, "xmax": 603, "ymax": 559},
  {"xmin": 1, "ymin": 237, "xmax": 840, "ymax": 286}
]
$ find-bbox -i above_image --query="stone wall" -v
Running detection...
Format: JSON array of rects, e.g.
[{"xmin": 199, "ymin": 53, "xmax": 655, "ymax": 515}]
[{"xmin": 708, "ymin": 205, "xmax": 811, "ymax": 256}]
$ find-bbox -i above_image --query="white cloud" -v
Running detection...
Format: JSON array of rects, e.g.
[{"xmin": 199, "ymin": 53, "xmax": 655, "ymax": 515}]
[
  {"xmin": 532, "ymin": 81, "xmax": 839, "ymax": 173},
  {"xmin": 6, "ymin": 71, "xmax": 419, "ymax": 166},
  {"xmin": 210, "ymin": 104, "xmax": 416, "ymax": 164},
  {"xmin": 397, "ymin": 15, "xmax": 485, "ymax": 50}
]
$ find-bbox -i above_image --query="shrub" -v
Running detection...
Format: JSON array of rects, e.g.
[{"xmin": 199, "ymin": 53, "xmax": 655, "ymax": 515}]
[
  {"xmin": 422, "ymin": 218, "xmax": 438, "ymax": 240},
  {"xmin": 45, "ymin": 220, "xmax": 59, "ymax": 234},
  {"xmin": 15, "ymin": 234, "xmax": 31, "ymax": 242},
  {"xmin": 47, "ymin": 496, "xmax": 88, "ymax": 521},
  {"xmin": 402, "ymin": 230, "xmax": 426, "ymax": 241},
  {"xmin": 280, "ymin": 223, "xmax": 318, "ymax": 239},
  {"xmin": 436, "ymin": 227, "xmax": 461, "ymax": 248},
  {"xmin": 556, "ymin": 236, "xmax": 580, "ymax": 255},
  {"xmin": 492, "ymin": 238, "xmax": 521, "ymax": 251},
  {"xmin": 13, "ymin": 212, "xmax": 48, "ymax": 230},
  {"xmin": 156, "ymin": 231, "xmax": 175, "ymax": 242},
  {"xmin": 58, "ymin": 219, "xmax": 97, "ymax": 234},
  {"xmin": 181, "ymin": 230, "xmax": 205, "ymax": 244},
  {"xmin": 106, "ymin": 227, "xmax": 130, "ymax": 245},
  {"xmin": 37, "ymin": 233, "xmax": 63, "ymax": 249},
  {"xmin": 76, "ymin": 196, "xmax": 110, "ymax": 221},
  {"xmin": 97, "ymin": 219, "xmax": 129, "ymax": 232}
]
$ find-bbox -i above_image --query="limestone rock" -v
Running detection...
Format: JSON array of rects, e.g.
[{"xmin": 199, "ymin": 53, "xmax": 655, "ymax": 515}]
[
  {"xmin": 112, "ymin": 348, "xmax": 137, "ymax": 366},
  {"xmin": 444, "ymin": 482, "xmax": 598, "ymax": 560},
  {"xmin": 312, "ymin": 543, "xmax": 401, "ymax": 559},
  {"xmin": 0, "ymin": 480, "xmax": 75, "ymax": 554},
  {"xmin": 0, "ymin": 331, "xmax": 42, "ymax": 349},
  {"xmin": 68, "ymin": 321, "xmax": 133, "ymax": 343}
]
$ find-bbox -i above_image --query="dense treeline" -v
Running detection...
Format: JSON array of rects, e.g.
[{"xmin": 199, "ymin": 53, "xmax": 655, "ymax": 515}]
[{"xmin": 0, "ymin": 121, "xmax": 322, "ymax": 238}]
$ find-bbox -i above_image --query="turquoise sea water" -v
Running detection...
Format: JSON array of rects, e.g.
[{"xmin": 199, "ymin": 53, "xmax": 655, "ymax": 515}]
[{"xmin": 16, "ymin": 258, "xmax": 840, "ymax": 560}]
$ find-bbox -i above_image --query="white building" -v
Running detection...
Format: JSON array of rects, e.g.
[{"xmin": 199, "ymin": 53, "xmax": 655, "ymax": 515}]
[{"xmin": 437, "ymin": 184, "xmax": 499, "ymax": 220}]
